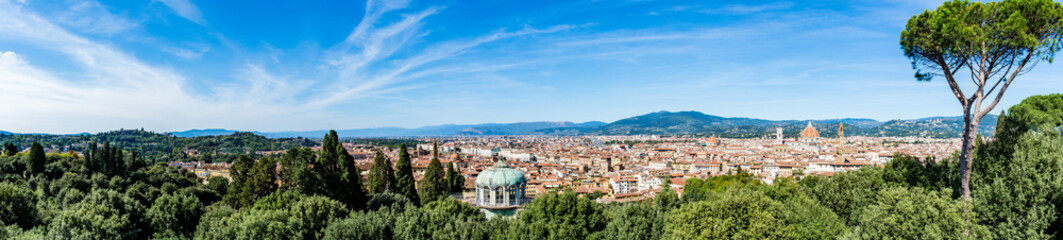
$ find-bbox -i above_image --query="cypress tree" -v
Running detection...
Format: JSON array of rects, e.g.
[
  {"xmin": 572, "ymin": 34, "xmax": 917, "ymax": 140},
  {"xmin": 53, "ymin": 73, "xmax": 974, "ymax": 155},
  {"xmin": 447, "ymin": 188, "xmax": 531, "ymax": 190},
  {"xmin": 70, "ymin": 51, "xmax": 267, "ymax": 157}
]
[
  {"xmin": 394, "ymin": 144, "xmax": 419, "ymax": 205},
  {"xmin": 111, "ymin": 145, "xmax": 124, "ymax": 176},
  {"xmin": 445, "ymin": 161, "xmax": 464, "ymax": 195},
  {"xmin": 419, "ymin": 141, "xmax": 445, "ymax": 205},
  {"xmin": 316, "ymin": 130, "xmax": 342, "ymax": 196},
  {"xmin": 367, "ymin": 149, "xmax": 393, "ymax": 195},
  {"xmin": 336, "ymin": 142, "xmax": 367, "ymax": 210},
  {"xmin": 25, "ymin": 142, "xmax": 45, "ymax": 175}
]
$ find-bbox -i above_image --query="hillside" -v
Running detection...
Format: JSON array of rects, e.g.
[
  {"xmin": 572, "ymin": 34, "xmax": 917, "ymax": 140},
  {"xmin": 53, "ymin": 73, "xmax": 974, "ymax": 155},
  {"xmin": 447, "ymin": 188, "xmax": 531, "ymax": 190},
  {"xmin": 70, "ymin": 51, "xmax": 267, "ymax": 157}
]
[{"xmin": 538, "ymin": 111, "xmax": 996, "ymax": 138}]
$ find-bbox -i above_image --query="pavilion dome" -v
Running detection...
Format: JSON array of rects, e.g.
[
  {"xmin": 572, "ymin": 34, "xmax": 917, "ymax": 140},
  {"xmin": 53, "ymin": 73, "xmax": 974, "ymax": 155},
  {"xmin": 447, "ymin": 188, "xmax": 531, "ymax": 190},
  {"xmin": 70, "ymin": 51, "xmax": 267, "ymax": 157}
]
[{"xmin": 475, "ymin": 160, "xmax": 526, "ymax": 188}]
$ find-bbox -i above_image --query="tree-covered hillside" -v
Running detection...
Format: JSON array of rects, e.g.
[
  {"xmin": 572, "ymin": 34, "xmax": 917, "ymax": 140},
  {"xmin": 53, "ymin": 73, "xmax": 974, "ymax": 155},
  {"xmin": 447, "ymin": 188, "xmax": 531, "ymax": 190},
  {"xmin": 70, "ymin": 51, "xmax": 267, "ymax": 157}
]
[{"xmin": 0, "ymin": 129, "xmax": 317, "ymax": 163}]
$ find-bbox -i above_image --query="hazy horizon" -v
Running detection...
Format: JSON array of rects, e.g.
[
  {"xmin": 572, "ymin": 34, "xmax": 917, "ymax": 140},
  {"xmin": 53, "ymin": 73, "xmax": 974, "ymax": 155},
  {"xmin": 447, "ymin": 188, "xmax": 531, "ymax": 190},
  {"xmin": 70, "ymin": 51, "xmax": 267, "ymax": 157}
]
[
  {"xmin": 0, "ymin": 109, "xmax": 998, "ymax": 135},
  {"xmin": 2, "ymin": 0, "xmax": 1061, "ymax": 134}
]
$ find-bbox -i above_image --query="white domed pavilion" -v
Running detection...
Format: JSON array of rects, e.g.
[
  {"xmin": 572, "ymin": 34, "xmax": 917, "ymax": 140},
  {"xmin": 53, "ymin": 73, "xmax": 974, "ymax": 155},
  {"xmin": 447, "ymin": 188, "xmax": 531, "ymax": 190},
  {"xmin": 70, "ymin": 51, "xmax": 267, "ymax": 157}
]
[{"xmin": 474, "ymin": 157, "xmax": 527, "ymax": 217}]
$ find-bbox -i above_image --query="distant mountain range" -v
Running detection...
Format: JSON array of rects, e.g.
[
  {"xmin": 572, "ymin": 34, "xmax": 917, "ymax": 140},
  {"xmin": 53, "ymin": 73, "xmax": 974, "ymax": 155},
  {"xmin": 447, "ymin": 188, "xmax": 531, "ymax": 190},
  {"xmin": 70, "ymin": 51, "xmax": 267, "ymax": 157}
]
[
  {"xmin": 5, "ymin": 111, "xmax": 997, "ymax": 139},
  {"xmin": 168, "ymin": 121, "xmax": 608, "ymax": 138},
  {"xmin": 536, "ymin": 111, "xmax": 997, "ymax": 138}
]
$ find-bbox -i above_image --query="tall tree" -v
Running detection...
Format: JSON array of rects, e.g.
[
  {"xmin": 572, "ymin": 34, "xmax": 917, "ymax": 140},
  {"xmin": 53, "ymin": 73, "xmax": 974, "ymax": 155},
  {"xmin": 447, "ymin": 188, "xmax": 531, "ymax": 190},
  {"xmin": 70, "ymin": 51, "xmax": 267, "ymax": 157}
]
[
  {"xmin": 445, "ymin": 161, "xmax": 464, "ymax": 195},
  {"xmin": 336, "ymin": 142, "xmax": 367, "ymax": 210},
  {"xmin": 25, "ymin": 142, "xmax": 45, "ymax": 176},
  {"xmin": 246, "ymin": 157, "xmax": 278, "ymax": 205},
  {"xmin": 419, "ymin": 141, "xmax": 446, "ymax": 205},
  {"xmin": 900, "ymin": 0, "xmax": 1063, "ymax": 199},
  {"xmin": 224, "ymin": 155, "xmax": 255, "ymax": 208},
  {"xmin": 367, "ymin": 149, "xmax": 394, "ymax": 195},
  {"xmin": 278, "ymin": 148, "xmax": 317, "ymax": 194},
  {"xmin": 394, "ymin": 144, "xmax": 419, "ymax": 205},
  {"xmin": 316, "ymin": 130, "xmax": 342, "ymax": 196}
]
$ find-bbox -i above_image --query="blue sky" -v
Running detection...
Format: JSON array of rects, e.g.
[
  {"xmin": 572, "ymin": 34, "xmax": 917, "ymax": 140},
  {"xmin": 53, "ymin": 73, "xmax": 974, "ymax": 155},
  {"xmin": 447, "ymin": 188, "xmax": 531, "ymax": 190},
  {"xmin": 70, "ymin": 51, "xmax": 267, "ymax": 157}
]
[{"xmin": 1, "ymin": 0, "xmax": 1061, "ymax": 134}]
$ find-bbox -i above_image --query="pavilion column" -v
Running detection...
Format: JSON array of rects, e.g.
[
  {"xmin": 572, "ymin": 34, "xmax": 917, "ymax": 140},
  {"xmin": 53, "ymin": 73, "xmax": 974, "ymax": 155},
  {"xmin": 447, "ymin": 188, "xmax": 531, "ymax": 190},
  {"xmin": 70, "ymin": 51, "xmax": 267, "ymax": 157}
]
[
  {"xmin": 490, "ymin": 187, "xmax": 496, "ymax": 206},
  {"xmin": 503, "ymin": 186, "xmax": 510, "ymax": 206}
]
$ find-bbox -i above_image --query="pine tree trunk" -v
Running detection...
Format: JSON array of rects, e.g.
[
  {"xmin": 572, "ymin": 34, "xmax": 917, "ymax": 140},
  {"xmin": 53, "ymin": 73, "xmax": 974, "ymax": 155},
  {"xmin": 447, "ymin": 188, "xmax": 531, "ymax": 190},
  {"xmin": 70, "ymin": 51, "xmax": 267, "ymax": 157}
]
[{"xmin": 957, "ymin": 112, "xmax": 980, "ymax": 200}]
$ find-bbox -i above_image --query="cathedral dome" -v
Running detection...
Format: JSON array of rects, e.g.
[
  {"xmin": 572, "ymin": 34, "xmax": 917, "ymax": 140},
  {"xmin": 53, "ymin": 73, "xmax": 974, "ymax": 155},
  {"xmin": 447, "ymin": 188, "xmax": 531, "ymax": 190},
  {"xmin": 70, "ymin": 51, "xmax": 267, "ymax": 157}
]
[{"xmin": 801, "ymin": 121, "xmax": 820, "ymax": 138}]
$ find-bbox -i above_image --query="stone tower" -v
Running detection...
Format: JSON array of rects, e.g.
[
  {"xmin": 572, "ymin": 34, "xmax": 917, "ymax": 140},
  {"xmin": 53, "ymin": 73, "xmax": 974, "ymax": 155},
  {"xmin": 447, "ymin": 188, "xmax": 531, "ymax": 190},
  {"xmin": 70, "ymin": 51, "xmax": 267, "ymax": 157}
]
[{"xmin": 838, "ymin": 122, "xmax": 844, "ymax": 138}]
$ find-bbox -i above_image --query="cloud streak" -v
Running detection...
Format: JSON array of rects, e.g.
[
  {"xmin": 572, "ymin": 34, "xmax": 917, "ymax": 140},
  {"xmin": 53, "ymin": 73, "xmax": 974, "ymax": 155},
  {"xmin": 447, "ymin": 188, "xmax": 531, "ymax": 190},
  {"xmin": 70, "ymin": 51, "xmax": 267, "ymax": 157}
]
[{"xmin": 158, "ymin": 0, "xmax": 205, "ymax": 25}]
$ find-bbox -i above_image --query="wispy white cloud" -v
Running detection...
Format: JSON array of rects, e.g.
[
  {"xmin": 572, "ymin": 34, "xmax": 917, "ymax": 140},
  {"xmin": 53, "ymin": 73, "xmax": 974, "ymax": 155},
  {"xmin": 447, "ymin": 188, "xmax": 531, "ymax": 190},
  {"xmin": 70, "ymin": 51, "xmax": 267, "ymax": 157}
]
[
  {"xmin": 315, "ymin": 4, "xmax": 575, "ymax": 107},
  {"xmin": 158, "ymin": 0, "xmax": 205, "ymax": 25},
  {"xmin": 162, "ymin": 44, "xmax": 210, "ymax": 59},
  {"xmin": 715, "ymin": 2, "xmax": 794, "ymax": 15},
  {"xmin": 51, "ymin": 0, "xmax": 140, "ymax": 35},
  {"xmin": 0, "ymin": 0, "xmax": 320, "ymax": 133},
  {"xmin": 649, "ymin": 2, "xmax": 794, "ymax": 16}
]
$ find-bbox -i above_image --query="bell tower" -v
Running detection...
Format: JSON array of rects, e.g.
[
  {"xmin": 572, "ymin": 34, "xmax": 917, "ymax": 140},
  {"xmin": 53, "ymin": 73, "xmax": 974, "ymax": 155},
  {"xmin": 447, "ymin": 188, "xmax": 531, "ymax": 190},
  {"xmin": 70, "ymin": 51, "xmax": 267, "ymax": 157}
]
[{"xmin": 838, "ymin": 122, "xmax": 844, "ymax": 138}]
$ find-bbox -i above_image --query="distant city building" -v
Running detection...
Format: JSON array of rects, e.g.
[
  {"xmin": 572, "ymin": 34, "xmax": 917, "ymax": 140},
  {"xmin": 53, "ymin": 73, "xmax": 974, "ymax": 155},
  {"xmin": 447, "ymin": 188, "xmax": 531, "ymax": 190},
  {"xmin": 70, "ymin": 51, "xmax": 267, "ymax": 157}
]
[
  {"xmin": 838, "ymin": 122, "xmax": 845, "ymax": 138},
  {"xmin": 775, "ymin": 127, "xmax": 784, "ymax": 144}
]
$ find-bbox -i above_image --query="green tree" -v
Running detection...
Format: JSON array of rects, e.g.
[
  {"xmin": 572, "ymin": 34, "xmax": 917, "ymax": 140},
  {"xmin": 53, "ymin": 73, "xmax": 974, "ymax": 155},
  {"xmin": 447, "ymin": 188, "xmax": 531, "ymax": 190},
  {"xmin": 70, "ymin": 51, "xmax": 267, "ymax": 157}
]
[
  {"xmin": 246, "ymin": 157, "xmax": 278, "ymax": 205},
  {"xmin": 367, "ymin": 192, "xmax": 412, "ymax": 211},
  {"xmin": 278, "ymin": 147, "xmax": 317, "ymax": 194},
  {"xmin": 499, "ymin": 191, "xmax": 606, "ymax": 239},
  {"xmin": 316, "ymin": 130, "xmax": 341, "ymax": 198},
  {"xmin": 986, "ymin": 94, "xmax": 1063, "ymax": 158},
  {"xmin": 445, "ymin": 161, "xmax": 465, "ymax": 195},
  {"xmin": 393, "ymin": 144, "xmax": 419, "ymax": 205},
  {"xmin": 592, "ymin": 203, "xmax": 665, "ymax": 240},
  {"xmin": 193, "ymin": 208, "xmax": 298, "ymax": 240},
  {"xmin": 323, "ymin": 207, "xmax": 400, "ymax": 240},
  {"xmin": 252, "ymin": 190, "xmax": 307, "ymax": 211},
  {"xmin": 666, "ymin": 188, "xmax": 787, "ymax": 239},
  {"xmin": 900, "ymin": 0, "xmax": 1063, "ymax": 199},
  {"xmin": 418, "ymin": 142, "xmax": 446, "ymax": 205},
  {"xmin": 147, "ymin": 192, "xmax": 205, "ymax": 238},
  {"xmin": 206, "ymin": 176, "xmax": 229, "ymax": 196},
  {"xmin": 289, "ymin": 196, "xmax": 349, "ymax": 240},
  {"xmin": 844, "ymin": 187, "xmax": 988, "ymax": 239},
  {"xmin": 883, "ymin": 154, "xmax": 954, "ymax": 191},
  {"xmin": 394, "ymin": 197, "xmax": 492, "ymax": 240},
  {"xmin": 655, "ymin": 187, "xmax": 679, "ymax": 209},
  {"xmin": 335, "ymin": 142, "xmax": 367, "ymax": 210},
  {"xmin": 367, "ymin": 149, "xmax": 395, "ymax": 195},
  {"xmin": 47, "ymin": 189, "xmax": 148, "ymax": 240},
  {"xmin": 970, "ymin": 95, "xmax": 1063, "ymax": 239},
  {"xmin": 681, "ymin": 172, "xmax": 758, "ymax": 202},
  {"xmin": 3, "ymin": 142, "xmax": 16, "ymax": 156},
  {"xmin": 24, "ymin": 142, "xmax": 45, "ymax": 176},
  {"xmin": 224, "ymin": 155, "xmax": 276, "ymax": 208},
  {"xmin": 806, "ymin": 167, "xmax": 888, "ymax": 224},
  {"xmin": 224, "ymin": 155, "xmax": 253, "ymax": 208},
  {"xmin": 0, "ymin": 182, "xmax": 38, "ymax": 229}
]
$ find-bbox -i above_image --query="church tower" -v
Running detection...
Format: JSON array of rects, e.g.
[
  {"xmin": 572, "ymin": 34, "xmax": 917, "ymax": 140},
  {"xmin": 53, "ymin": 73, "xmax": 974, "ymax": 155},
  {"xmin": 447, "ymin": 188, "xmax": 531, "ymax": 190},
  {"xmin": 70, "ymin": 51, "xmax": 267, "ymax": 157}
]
[{"xmin": 838, "ymin": 122, "xmax": 844, "ymax": 138}]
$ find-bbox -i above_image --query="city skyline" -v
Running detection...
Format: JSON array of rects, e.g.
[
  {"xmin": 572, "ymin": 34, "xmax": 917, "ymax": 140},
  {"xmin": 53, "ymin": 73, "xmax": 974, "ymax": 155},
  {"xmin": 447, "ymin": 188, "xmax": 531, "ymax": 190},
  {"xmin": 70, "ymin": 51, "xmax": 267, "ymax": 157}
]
[{"xmin": 2, "ymin": 0, "xmax": 1062, "ymax": 134}]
